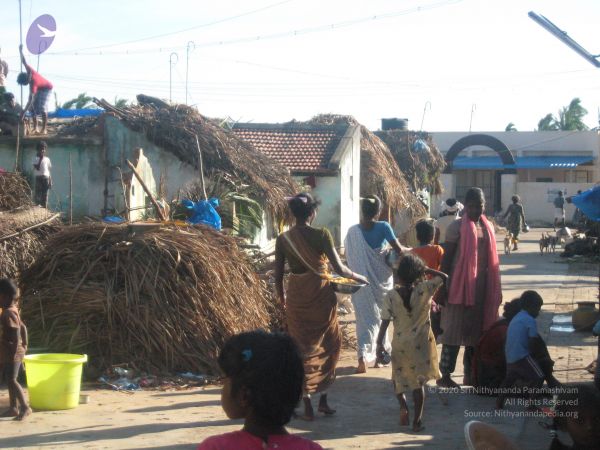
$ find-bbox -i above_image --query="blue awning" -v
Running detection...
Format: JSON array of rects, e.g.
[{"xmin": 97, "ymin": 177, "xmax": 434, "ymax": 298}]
[{"xmin": 453, "ymin": 155, "xmax": 594, "ymax": 170}]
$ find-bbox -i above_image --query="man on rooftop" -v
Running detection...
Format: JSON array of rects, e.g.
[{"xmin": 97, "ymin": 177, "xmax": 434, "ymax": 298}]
[{"xmin": 16, "ymin": 44, "xmax": 53, "ymax": 135}]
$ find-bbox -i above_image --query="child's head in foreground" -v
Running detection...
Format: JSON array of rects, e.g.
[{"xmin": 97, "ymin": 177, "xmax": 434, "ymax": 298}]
[
  {"xmin": 415, "ymin": 220, "xmax": 435, "ymax": 246},
  {"xmin": 0, "ymin": 278, "xmax": 18, "ymax": 308},
  {"xmin": 554, "ymin": 384, "xmax": 600, "ymax": 448},
  {"xmin": 218, "ymin": 330, "xmax": 304, "ymax": 427},
  {"xmin": 520, "ymin": 290, "xmax": 543, "ymax": 318},
  {"xmin": 396, "ymin": 253, "xmax": 427, "ymax": 288}
]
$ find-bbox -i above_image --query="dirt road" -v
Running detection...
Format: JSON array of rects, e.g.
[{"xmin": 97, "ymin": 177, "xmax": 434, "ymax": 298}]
[{"xmin": 1, "ymin": 228, "xmax": 597, "ymax": 449}]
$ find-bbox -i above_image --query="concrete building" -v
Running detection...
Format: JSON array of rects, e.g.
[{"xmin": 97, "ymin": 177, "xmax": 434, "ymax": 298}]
[
  {"xmin": 430, "ymin": 131, "xmax": 599, "ymax": 224},
  {"xmin": 233, "ymin": 122, "xmax": 361, "ymax": 246}
]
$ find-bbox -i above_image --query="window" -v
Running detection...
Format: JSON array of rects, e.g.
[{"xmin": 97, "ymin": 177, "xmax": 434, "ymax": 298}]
[
  {"xmin": 569, "ymin": 170, "xmax": 590, "ymax": 183},
  {"xmin": 536, "ymin": 177, "xmax": 553, "ymax": 183}
]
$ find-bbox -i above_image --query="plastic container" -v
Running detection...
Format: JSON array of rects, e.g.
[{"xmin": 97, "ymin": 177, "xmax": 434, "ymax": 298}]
[
  {"xmin": 24, "ymin": 354, "xmax": 88, "ymax": 410},
  {"xmin": 572, "ymin": 301, "xmax": 599, "ymax": 331}
]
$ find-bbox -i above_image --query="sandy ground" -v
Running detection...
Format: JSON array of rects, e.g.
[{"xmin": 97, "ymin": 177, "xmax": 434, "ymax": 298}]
[{"xmin": 0, "ymin": 228, "xmax": 597, "ymax": 449}]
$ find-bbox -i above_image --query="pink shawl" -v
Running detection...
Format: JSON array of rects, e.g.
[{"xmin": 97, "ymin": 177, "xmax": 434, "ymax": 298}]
[{"xmin": 448, "ymin": 214, "xmax": 502, "ymax": 331}]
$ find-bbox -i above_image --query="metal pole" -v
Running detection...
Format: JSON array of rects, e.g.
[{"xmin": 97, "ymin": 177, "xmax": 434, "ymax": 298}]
[
  {"xmin": 420, "ymin": 101, "xmax": 431, "ymax": 131},
  {"xmin": 19, "ymin": 0, "xmax": 23, "ymax": 108},
  {"xmin": 186, "ymin": 41, "xmax": 195, "ymax": 105},
  {"xmin": 469, "ymin": 103, "xmax": 477, "ymax": 132},
  {"xmin": 169, "ymin": 52, "xmax": 178, "ymax": 103}
]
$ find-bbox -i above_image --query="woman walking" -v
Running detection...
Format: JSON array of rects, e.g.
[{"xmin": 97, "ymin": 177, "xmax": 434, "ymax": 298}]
[
  {"xmin": 344, "ymin": 195, "xmax": 409, "ymax": 374},
  {"xmin": 502, "ymin": 195, "xmax": 526, "ymax": 251},
  {"xmin": 275, "ymin": 193, "xmax": 368, "ymax": 420},
  {"xmin": 437, "ymin": 187, "xmax": 502, "ymax": 387}
]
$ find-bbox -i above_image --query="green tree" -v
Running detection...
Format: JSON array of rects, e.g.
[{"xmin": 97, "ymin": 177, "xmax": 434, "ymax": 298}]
[
  {"xmin": 113, "ymin": 97, "xmax": 129, "ymax": 108},
  {"xmin": 61, "ymin": 92, "xmax": 94, "ymax": 109},
  {"xmin": 536, "ymin": 98, "xmax": 589, "ymax": 131},
  {"xmin": 505, "ymin": 122, "xmax": 517, "ymax": 131}
]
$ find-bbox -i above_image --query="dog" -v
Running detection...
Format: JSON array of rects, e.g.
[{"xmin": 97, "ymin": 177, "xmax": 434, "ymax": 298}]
[
  {"xmin": 556, "ymin": 227, "xmax": 572, "ymax": 248},
  {"xmin": 548, "ymin": 235, "xmax": 558, "ymax": 253},
  {"xmin": 539, "ymin": 233, "xmax": 550, "ymax": 254},
  {"xmin": 504, "ymin": 233, "xmax": 512, "ymax": 254}
]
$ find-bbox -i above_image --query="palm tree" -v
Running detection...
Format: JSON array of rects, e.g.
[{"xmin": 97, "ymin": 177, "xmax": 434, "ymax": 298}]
[
  {"xmin": 536, "ymin": 98, "xmax": 589, "ymax": 131},
  {"xmin": 505, "ymin": 122, "xmax": 517, "ymax": 131},
  {"xmin": 113, "ymin": 97, "xmax": 129, "ymax": 108},
  {"xmin": 61, "ymin": 93, "xmax": 94, "ymax": 109}
]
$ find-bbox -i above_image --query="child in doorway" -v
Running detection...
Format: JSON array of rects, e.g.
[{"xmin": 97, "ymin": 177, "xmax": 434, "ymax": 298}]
[
  {"xmin": 496, "ymin": 290, "xmax": 545, "ymax": 409},
  {"xmin": 410, "ymin": 220, "xmax": 445, "ymax": 338},
  {"xmin": 376, "ymin": 254, "xmax": 447, "ymax": 432},
  {"xmin": 549, "ymin": 383, "xmax": 600, "ymax": 450},
  {"xmin": 197, "ymin": 330, "xmax": 323, "ymax": 450},
  {"xmin": 0, "ymin": 278, "xmax": 31, "ymax": 420}
]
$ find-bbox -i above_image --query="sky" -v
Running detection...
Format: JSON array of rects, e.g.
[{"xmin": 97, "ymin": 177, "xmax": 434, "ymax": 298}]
[{"xmin": 1, "ymin": 0, "xmax": 599, "ymax": 132}]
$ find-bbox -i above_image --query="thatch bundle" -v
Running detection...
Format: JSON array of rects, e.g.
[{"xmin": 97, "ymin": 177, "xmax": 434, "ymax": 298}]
[
  {"xmin": 20, "ymin": 223, "xmax": 275, "ymax": 374},
  {"xmin": 0, "ymin": 172, "xmax": 32, "ymax": 210},
  {"xmin": 94, "ymin": 97, "xmax": 297, "ymax": 223},
  {"xmin": 0, "ymin": 208, "xmax": 60, "ymax": 280},
  {"xmin": 374, "ymin": 130, "xmax": 446, "ymax": 195},
  {"xmin": 310, "ymin": 115, "xmax": 426, "ymax": 218}
]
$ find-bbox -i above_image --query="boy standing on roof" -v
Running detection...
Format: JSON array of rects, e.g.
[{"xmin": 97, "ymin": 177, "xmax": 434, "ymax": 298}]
[{"xmin": 16, "ymin": 45, "xmax": 53, "ymax": 135}]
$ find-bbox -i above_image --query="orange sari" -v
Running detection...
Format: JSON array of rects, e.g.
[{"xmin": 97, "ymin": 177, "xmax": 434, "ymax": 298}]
[{"xmin": 281, "ymin": 228, "xmax": 341, "ymax": 394}]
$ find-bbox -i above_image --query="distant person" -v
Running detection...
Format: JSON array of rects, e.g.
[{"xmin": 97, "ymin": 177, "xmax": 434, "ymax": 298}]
[
  {"xmin": 496, "ymin": 291, "xmax": 545, "ymax": 409},
  {"xmin": 32, "ymin": 141, "xmax": 52, "ymax": 207},
  {"xmin": 345, "ymin": 195, "xmax": 409, "ymax": 374},
  {"xmin": 571, "ymin": 190, "xmax": 586, "ymax": 228},
  {"xmin": 197, "ymin": 331, "xmax": 323, "ymax": 450},
  {"xmin": 549, "ymin": 384, "xmax": 600, "ymax": 450},
  {"xmin": 502, "ymin": 195, "xmax": 526, "ymax": 251},
  {"xmin": 437, "ymin": 198, "xmax": 462, "ymax": 245},
  {"xmin": 553, "ymin": 191, "xmax": 565, "ymax": 231},
  {"xmin": 0, "ymin": 93, "xmax": 23, "ymax": 136},
  {"xmin": 16, "ymin": 44, "xmax": 53, "ymax": 135},
  {"xmin": 0, "ymin": 278, "xmax": 31, "ymax": 421},
  {"xmin": 410, "ymin": 220, "xmax": 445, "ymax": 338},
  {"xmin": 437, "ymin": 188, "xmax": 502, "ymax": 388},
  {"xmin": 0, "ymin": 53, "xmax": 8, "ymax": 87},
  {"xmin": 377, "ymin": 254, "xmax": 447, "ymax": 432}
]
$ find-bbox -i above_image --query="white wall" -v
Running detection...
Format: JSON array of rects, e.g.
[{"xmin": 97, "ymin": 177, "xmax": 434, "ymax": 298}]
[
  {"xmin": 516, "ymin": 182, "xmax": 595, "ymax": 225},
  {"xmin": 338, "ymin": 126, "xmax": 361, "ymax": 250},
  {"xmin": 308, "ymin": 175, "xmax": 341, "ymax": 244}
]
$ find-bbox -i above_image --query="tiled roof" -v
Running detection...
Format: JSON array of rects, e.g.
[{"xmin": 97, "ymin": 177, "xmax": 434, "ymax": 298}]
[{"xmin": 232, "ymin": 123, "xmax": 349, "ymax": 173}]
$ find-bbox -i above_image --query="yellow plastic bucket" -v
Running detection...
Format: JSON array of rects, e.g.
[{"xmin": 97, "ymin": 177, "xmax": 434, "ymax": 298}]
[{"xmin": 24, "ymin": 354, "xmax": 88, "ymax": 410}]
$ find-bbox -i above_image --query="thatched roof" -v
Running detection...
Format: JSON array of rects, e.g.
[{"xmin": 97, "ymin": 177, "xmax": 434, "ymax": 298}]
[
  {"xmin": 93, "ymin": 97, "xmax": 298, "ymax": 222},
  {"xmin": 374, "ymin": 130, "xmax": 446, "ymax": 195},
  {"xmin": 309, "ymin": 115, "xmax": 426, "ymax": 218}
]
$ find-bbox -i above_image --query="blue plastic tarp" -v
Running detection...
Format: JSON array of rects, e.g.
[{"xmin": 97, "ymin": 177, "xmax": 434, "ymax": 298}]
[
  {"xmin": 49, "ymin": 108, "xmax": 104, "ymax": 118},
  {"xmin": 182, "ymin": 198, "xmax": 221, "ymax": 230},
  {"xmin": 572, "ymin": 185, "xmax": 600, "ymax": 222}
]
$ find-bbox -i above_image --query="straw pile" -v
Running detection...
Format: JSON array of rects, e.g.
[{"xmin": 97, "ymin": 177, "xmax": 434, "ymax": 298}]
[
  {"xmin": 310, "ymin": 115, "xmax": 426, "ymax": 218},
  {"xmin": 94, "ymin": 97, "xmax": 297, "ymax": 223},
  {"xmin": 0, "ymin": 172, "xmax": 32, "ymax": 210},
  {"xmin": 374, "ymin": 130, "xmax": 446, "ymax": 195},
  {"xmin": 20, "ymin": 223, "xmax": 275, "ymax": 374}
]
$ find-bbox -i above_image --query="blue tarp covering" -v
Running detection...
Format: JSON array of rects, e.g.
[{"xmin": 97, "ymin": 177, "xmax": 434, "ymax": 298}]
[
  {"xmin": 48, "ymin": 108, "xmax": 104, "ymax": 118},
  {"xmin": 572, "ymin": 186, "xmax": 600, "ymax": 221},
  {"xmin": 453, "ymin": 155, "xmax": 594, "ymax": 170},
  {"xmin": 182, "ymin": 198, "xmax": 221, "ymax": 230}
]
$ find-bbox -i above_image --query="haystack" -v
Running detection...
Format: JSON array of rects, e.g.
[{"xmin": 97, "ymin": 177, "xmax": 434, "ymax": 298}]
[
  {"xmin": 93, "ymin": 97, "xmax": 298, "ymax": 223},
  {"xmin": 20, "ymin": 223, "xmax": 275, "ymax": 374},
  {"xmin": 374, "ymin": 130, "xmax": 446, "ymax": 195},
  {"xmin": 0, "ymin": 172, "xmax": 60, "ymax": 279},
  {"xmin": 310, "ymin": 115, "xmax": 426, "ymax": 219}
]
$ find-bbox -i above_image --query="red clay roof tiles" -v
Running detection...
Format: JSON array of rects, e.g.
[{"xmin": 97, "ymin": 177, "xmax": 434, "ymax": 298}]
[{"xmin": 233, "ymin": 123, "xmax": 348, "ymax": 173}]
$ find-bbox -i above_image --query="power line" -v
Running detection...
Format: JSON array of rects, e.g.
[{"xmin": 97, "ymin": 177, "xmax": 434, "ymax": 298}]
[
  {"xmin": 50, "ymin": 0, "xmax": 296, "ymax": 55},
  {"xmin": 47, "ymin": 0, "xmax": 464, "ymax": 56}
]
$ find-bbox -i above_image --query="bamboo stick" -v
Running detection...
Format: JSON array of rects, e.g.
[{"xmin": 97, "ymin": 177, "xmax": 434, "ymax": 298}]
[{"xmin": 126, "ymin": 160, "xmax": 166, "ymax": 221}]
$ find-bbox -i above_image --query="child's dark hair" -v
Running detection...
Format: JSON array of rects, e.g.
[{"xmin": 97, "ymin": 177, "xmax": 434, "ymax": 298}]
[
  {"xmin": 415, "ymin": 220, "xmax": 435, "ymax": 245},
  {"xmin": 396, "ymin": 254, "xmax": 427, "ymax": 313},
  {"xmin": 361, "ymin": 195, "xmax": 382, "ymax": 220},
  {"xmin": 520, "ymin": 290, "xmax": 543, "ymax": 310},
  {"xmin": 218, "ymin": 330, "xmax": 304, "ymax": 427},
  {"xmin": 502, "ymin": 298, "xmax": 522, "ymax": 321},
  {"xmin": 465, "ymin": 187, "xmax": 485, "ymax": 205},
  {"xmin": 287, "ymin": 193, "xmax": 319, "ymax": 221},
  {"xmin": 16, "ymin": 72, "xmax": 29, "ymax": 85},
  {"xmin": 0, "ymin": 278, "xmax": 18, "ymax": 302}
]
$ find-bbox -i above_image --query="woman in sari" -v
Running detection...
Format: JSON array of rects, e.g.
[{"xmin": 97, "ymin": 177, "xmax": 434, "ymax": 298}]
[
  {"xmin": 275, "ymin": 193, "xmax": 368, "ymax": 420},
  {"xmin": 437, "ymin": 187, "xmax": 502, "ymax": 388},
  {"xmin": 502, "ymin": 195, "xmax": 526, "ymax": 251},
  {"xmin": 345, "ymin": 195, "xmax": 409, "ymax": 373}
]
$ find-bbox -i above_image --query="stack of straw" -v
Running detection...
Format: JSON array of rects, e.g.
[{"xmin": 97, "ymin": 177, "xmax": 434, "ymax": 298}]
[{"xmin": 20, "ymin": 223, "xmax": 276, "ymax": 374}]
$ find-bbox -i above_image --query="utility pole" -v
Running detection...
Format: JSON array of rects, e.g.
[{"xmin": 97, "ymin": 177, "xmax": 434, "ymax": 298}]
[{"xmin": 169, "ymin": 52, "xmax": 178, "ymax": 103}]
